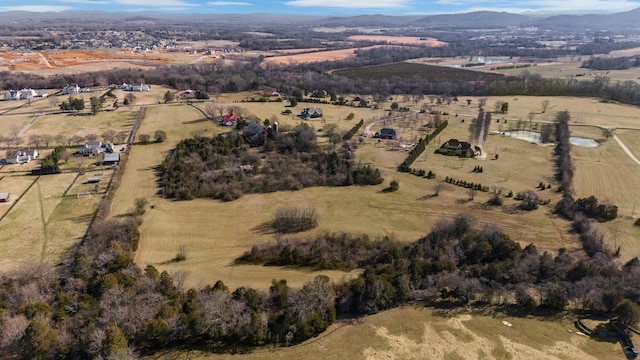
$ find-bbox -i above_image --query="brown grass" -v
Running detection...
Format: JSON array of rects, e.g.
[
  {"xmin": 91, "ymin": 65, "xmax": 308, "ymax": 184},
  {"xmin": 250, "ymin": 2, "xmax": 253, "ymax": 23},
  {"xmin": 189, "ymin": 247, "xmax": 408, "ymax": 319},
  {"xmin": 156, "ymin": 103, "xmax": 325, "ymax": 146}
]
[
  {"xmin": 145, "ymin": 306, "xmax": 621, "ymax": 360},
  {"xmin": 0, "ymin": 172, "xmax": 101, "ymax": 271},
  {"xmin": 347, "ymin": 35, "xmax": 446, "ymax": 46}
]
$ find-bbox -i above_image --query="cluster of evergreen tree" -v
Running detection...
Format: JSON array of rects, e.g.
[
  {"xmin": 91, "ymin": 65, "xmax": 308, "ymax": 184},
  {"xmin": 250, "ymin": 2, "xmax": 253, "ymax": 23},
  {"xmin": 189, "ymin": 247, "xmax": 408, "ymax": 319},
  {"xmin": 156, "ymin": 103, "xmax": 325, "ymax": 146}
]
[
  {"xmin": 342, "ymin": 119, "xmax": 364, "ymax": 141},
  {"xmin": 398, "ymin": 120, "xmax": 448, "ymax": 172},
  {"xmin": 444, "ymin": 176, "xmax": 490, "ymax": 192},
  {"xmin": 159, "ymin": 124, "xmax": 382, "ymax": 201},
  {"xmin": 575, "ymin": 195, "xmax": 618, "ymax": 221},
  {"xmin": 38, "ymin": 146, "xmax": 65, "ymax": 174},
  {"xmin": 59, "ymin": 97, "xmax": 85, "ymax": 112}
]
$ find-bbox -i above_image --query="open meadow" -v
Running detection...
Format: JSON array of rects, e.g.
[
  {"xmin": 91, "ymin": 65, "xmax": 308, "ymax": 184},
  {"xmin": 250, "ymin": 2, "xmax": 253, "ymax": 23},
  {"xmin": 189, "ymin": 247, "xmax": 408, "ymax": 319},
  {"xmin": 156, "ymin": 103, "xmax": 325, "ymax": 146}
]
[
  {"xmin": 148, "ymin": 306, "xmax": 622, "ymax": 360},
  {"xmin": 0, "ymin": 171, "xmax": 109, "ymax": 270},
  {"xmin": 110, "ymin": 93, "xmax": 640, "ymax": 292}
]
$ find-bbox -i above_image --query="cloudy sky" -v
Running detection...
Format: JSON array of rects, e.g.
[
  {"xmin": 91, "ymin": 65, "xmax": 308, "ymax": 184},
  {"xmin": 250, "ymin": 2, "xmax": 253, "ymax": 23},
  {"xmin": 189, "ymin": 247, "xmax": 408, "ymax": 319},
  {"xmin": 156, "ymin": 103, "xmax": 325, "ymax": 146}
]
[{"xmin": 1, "ymin": 0, "xmax": 639, "ymax": 15}]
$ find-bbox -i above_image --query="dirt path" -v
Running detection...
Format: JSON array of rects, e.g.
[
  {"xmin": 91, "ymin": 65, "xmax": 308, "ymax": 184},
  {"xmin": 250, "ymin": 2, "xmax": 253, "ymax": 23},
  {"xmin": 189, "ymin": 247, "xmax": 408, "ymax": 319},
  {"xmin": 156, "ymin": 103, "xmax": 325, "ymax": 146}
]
[
  {"xmin": 612, "ymin": 133, "xmax": 640, "ymax": 166},
  {"xmin": 17, "ymin": 113, "xmax": 41, "ymax": 137}
]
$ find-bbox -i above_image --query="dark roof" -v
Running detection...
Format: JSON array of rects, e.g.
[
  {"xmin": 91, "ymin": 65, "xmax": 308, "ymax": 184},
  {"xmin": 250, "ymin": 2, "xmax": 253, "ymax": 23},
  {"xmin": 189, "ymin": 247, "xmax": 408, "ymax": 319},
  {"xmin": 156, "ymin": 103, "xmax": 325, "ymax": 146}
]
[
  {"xmin": 379, "ymin": 127, "xmax": 398, "ymax": 135},
  {"xmin": 245, "ymin": 122, "xmax": 266, "ymax": 136}
]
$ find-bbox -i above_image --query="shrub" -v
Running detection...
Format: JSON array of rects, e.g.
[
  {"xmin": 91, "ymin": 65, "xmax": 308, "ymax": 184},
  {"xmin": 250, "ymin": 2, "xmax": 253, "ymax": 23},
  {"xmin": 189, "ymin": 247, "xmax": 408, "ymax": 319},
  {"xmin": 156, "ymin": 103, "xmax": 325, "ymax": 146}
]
[
  {"xmin": 272, "ymin": 206, "xmax": 318, "ymax": 234},
  {"xmin": 386, "ymin": 180, "xmax": 399, "ymax": 192},
  {"xmin": 635, "ymin": 219, "xmax": 640, "ymax": 227},
  {"xmin": 517, "ymin": 190, "xmax": 541, "ymax": 211},
  {"xmin": 487, "ymin": 195, "xmax": 503, "ymax": 206},
  {"xmin": 154, "ymin": 130, "xmax": 167, "ymax": 143}
]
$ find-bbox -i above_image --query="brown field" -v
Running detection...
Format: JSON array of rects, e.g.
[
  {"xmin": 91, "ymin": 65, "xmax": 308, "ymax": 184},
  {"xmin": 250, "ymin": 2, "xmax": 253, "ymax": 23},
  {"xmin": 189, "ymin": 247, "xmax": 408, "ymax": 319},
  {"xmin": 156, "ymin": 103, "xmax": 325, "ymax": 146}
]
[
  {"xmin": 111, "ymin": 94, "xmax": 640, "ymax": 292},
  {"xmin": 0, "ymin": 171, "xmax": 104, "ymax": 271},
  {"xmin": 347, "ymin": 35, "xmax": 446, "ymax": 47},
  {"xmin": 262, "ymin": 46, "xmax": 380, "ymax": 65},
  {"xmin": 0, "ymin": 48, "xmax": 224, "ymax": 75},
  {"xmin": 147, "ymin": 306, "xmax": 622, "ymax": 360}
]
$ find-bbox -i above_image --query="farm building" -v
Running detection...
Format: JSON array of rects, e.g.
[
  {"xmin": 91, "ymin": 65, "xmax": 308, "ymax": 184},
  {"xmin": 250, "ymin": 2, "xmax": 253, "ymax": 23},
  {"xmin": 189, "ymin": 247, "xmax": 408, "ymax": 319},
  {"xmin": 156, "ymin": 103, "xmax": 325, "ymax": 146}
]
[
  {"xmin": 102, "ymin": 152, "xmax": 120, "ymax": 165},
  {"xmin": 436, "ymin": 139, "xmax": 476, "ymax": 158},
  {"xmin": 300, "ymin": 107, "xmax": 323, "ymax": 119},
  {"xmin": 87, "ymin": 178, "xmax": 100, "ymax": 184},
  {"xmin": 120, "ymin": 83, "xmax": 150, "ymax": 92},
  {"xmin": 375, "ymin": 127, "xmax": 401, "ymax": 140},
  {"xmin": 0, "ymin": 192, "xmax": 10, "ymax": 202},
  {"xmin": 62, "ymin": 84, "xmax": 81, "ymax": 95},
  {"xmin": 5, "ymin": 149, "xmax": 39, "ymax": 164},
  {"xmin": 222, "ymin": 114, "xmax": 238, "ymax": 126}
]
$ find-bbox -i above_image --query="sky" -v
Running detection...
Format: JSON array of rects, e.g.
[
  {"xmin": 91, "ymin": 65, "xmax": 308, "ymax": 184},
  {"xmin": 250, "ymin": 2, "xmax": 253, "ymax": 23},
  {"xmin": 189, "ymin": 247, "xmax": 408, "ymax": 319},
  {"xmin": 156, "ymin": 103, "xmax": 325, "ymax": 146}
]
[{"xmin": 1, "ymin": 0, "xmax": 640, "ymax": 15}]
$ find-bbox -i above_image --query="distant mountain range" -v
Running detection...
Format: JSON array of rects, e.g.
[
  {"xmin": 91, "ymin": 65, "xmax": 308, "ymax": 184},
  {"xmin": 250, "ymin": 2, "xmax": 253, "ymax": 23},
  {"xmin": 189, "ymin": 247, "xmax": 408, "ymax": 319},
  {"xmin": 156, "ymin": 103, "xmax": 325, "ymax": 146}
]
[
  {"xmin": 315, "ymin": 7, "xmax": 640, "ymax": 32},
  {"xmin": 1, "ymin": 7, "xmax": 640, "ymax": 32}
]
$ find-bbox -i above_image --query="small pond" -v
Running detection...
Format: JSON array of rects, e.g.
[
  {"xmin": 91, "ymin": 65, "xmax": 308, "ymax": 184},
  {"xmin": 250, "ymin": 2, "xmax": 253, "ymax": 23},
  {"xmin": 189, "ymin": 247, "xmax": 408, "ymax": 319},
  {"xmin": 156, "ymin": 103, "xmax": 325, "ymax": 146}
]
[{"xmin": 497, "ymin": 130, "xmax": 598, "ymax": 148}]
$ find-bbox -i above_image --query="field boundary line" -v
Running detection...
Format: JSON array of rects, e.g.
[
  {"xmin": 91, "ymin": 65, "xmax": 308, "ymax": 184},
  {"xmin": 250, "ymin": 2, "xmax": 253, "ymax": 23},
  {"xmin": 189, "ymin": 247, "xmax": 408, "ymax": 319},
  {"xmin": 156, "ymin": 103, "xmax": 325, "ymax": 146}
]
[
  {"xmin": 62, "ymin": 173, "xmax": 81, "ymax": 197},
  {"xmin": 0, "ymin": 175, "xmax": 40, "ymax": 224},
  {"xmin": 36, "ymin": 181, "xmax": 49, "ymax": 262}
]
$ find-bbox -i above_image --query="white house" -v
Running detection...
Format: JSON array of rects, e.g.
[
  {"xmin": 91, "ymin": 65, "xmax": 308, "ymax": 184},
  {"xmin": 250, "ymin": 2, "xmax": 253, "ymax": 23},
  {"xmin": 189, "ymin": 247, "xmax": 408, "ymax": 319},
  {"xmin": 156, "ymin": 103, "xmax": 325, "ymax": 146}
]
[
  {"xmin": 3, "ymin": 90, "xmax": 20, "ymax": 101},
  {"xmin": 19, "ymin": 88, "xmax": 37, "ymax": 99},
  {"xmin": 5, "ymin": 149, "xmax": 39, "ymax": 164},
  {"xmin": 37, "ymin": 89, "xmax": 48, "ymax": 98},
  {"xmin": 62, "ymin": 84, "xmax": 81, "ymax": 95},
  {"xmin": 78, "ymin": 141, "xmax": 114, "ymax": 156},
  {"xmin": 120, "ymin": 83, "xmax": 150, "ymax": 92}
]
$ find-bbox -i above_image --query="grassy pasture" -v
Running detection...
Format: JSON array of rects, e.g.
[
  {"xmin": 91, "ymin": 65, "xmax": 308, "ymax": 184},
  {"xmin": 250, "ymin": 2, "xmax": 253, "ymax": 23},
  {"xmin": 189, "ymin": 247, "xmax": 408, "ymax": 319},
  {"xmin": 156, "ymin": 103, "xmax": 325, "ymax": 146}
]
[
  {"xmin": 0, "ymin": 114, "xmax": 31, "ymax": 138},
  {"xmin": 0, "ymin": 172, "xmax": 99, "ymax": 270},
  {"xmin": 148, "ymin": 306, "xmax": 619, "ymax": 360},
  {"xmin": 120, "ymin": 94, "xmax": 640, "ymax": 291},
  {"xmin": 23, "ymin": 109, "xmax": 136, "ymax": 140},
  {"xmin": 489, "ymin": 59, "xmax": 640, "ymax": 82},
  {"xmin": 119, "ymin": 98, "xmax": 589, "ymax": 291}
]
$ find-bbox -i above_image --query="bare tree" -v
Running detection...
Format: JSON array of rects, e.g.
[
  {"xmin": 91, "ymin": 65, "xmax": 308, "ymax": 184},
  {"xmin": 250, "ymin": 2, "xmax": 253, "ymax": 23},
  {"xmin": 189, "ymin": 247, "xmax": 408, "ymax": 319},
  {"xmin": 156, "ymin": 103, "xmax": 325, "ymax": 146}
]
[
  {"xmin": 14, "ymin": 137, "xmax": 24, "ymax": 147},
  {"xmin": 28, "ymin": 134, "xmax": 42, "ymax": 148},
  {"xmin": 204, "ymin": 103, "xmax": 220, "ymax": 119},
  {"xmin": 59, "ymin": 149, "xmax": 71, "ymax": 164},
  {"xmin": 54, "ymin": 134, "xmax": 67, "ymax": 146},
  {"xmin": 102, "ymin": 130, "xmax": 117, "ymax": 143},
  {"xmin": 528, "ymin": 111, "xmax": 535, "ymax": 122},
  {"xmin": 41, "ymin": 134, "xmax": 53, "ymax": 148},
  {"xmin": 541, "ymin": 99, "xmax": 550, "ymax": 113},
  {"xmin": 70, "ymin": 135, "xmax": 85, "ymax": 146},
  {"xmin": 115, "ymin": 131, "xmax": 128, "ymax": 144},
  {"xmin": 433, "ymin": 182, "xmax": 444, "ymax": 196},
  {"xmin": 478, "ymin": 98, "xmax": 487, "ymax": 109},
  {"xmin": 85, "ymin": 133, "xmax": 98, "ymax": 142}
]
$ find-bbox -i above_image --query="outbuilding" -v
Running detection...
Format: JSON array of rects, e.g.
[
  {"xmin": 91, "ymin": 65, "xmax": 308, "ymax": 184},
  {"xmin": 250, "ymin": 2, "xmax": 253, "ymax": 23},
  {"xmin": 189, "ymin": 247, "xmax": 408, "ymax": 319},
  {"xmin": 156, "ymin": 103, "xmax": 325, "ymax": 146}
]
[{"xmin": 0, "ymin": 192, "xmax": 10, "ymax": 202}]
